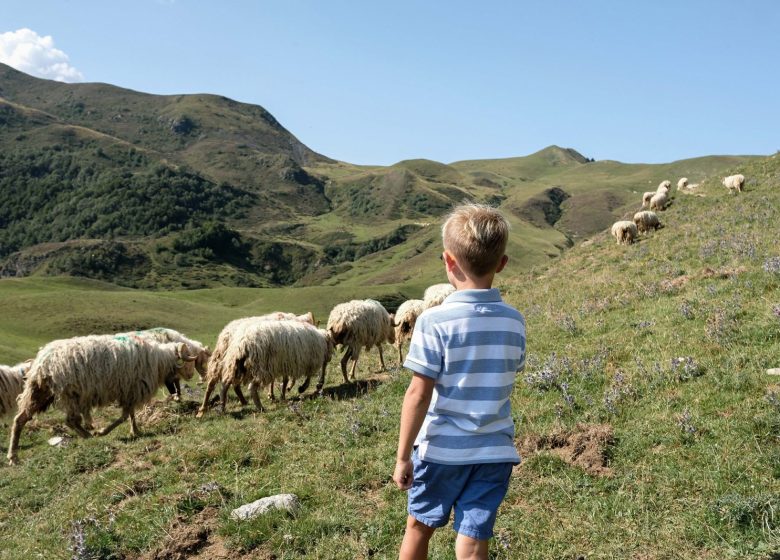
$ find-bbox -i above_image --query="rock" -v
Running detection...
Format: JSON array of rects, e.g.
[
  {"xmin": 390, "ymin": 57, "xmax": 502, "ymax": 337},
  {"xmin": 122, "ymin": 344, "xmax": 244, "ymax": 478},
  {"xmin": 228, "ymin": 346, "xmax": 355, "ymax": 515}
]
[
  {"xmin": 47, "ymin": 436, "xmax": 69, "ymax": 447},
  {"xmin": 230, "ymin": 494, "xmax": 300, "ymax": 521},
  {"xmin": 767, "ymin": 368, "xmax": 780, "ymax": 375}
]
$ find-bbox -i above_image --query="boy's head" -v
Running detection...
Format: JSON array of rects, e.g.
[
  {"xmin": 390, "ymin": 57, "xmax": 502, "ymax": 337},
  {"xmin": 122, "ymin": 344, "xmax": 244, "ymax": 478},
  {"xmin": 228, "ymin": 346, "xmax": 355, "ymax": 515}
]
[{"xmin": 441, "ymin": 203, "xmax": 510, "ymax": 277}]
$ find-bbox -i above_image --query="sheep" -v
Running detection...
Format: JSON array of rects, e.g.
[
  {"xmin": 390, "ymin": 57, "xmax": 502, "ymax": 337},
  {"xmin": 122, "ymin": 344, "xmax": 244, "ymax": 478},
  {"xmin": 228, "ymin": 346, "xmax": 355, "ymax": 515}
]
[
  {"xmin": 611, "ymin": 220, "xmax": 638, "ymax": 245},
  {"xmin": 722, "ymin": 174, "xmax": 745, "ymax": 194},
  {"xmin": 422, "ymin": 283, "xmax": 455, "ymax": 309},
  {"xmin": 641, "ymin": 191, "xmax": 656, "ymax": 208},
  {"xmin": 326, "ymin": 299, "xmax": 395, "ymax": 383},
  {"xmin": 196, "ymin": 312, "xmax": 314, "ymax": 417},
  {"xmin": 657, "ymin": 180, "xmax": 672, "ymax": 194},
  {"xmin": 118, "ymin": 327, "xmax": 211, "ymax": 401},
  {"xmin": 649, "ymin": 191, "xmax": 668, "ymax": 211},
  {"xmin": 7, "ymin": 335, "xmax": 196, "ymax": 465},
  {"xmin": 205, "ymin": 320, "xmax": 334, "ymax": 414},
  {"xmin": 393, "ymin": 299, "xmax": 425, "ymax": 364},
  {"xmin": 0, "ymin": 360, "xmax": 31, "ymax": 419},
  {"xmin": 633, "ymin": 211, "xmax": 662, "ymax": 233},
  {"xmin": 677, "ymin": 178, "xmax": 688, "ymax": 191}
]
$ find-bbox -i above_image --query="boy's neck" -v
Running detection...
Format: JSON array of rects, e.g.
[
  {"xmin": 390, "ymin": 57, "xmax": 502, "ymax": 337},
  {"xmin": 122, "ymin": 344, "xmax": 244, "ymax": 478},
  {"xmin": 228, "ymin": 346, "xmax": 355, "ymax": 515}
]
[{"xmin": 450, "ymin": 273, "xmax": 495, "ymax": 291}]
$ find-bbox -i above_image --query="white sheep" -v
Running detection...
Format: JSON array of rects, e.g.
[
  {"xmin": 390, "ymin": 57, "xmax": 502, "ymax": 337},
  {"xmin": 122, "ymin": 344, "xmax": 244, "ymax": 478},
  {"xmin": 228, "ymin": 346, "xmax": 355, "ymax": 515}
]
[
  {"xmin": 326, "ymin": 299, "xmax": 395, "ymax": 383},
  {"xmin": 7, "ymin": 335, "xmax": 196, "ymax": 465},
  {"xmin": 641, "ymin": 191, "xmax": 656, "ymax": 208},
  {"xmin": 118, "ymin": 327, "xmax": 211, "ymax": 401},
  {"xmin": 611, "ymin": 220, "xmax": 638, "ymax": 245},
  {"xmin": 0, "ymin": 360, "xmax": 31, "ymax": 419},
  {"xmin": 677, "ymin": 178, "xmax": 688, "ymax": 191},
  {"xmin": 196, "ymin": 312, "xmax": 314, "ymax": 416},
  {"xmin": 657, "ymin": 180, "xmax": 672, "ymax": 193},
  {"xmin": 198, "ymin": 320, "xmax": 334, "ymax": 415},
  {"xmin": 633, "ymin": 211, "xmax": 662, "ymax": 233},
  {"xmin": 393, "ymin": 299, "xmax": 425, "ymax": 363},
  {"xmin": 422, "ymin": 283, "xmax": 455, "ymax": 309},
  {"xmin": 649, "ymin": 191, "xmax": 668, "ymax": 211},
  {"xmin": 722, "ymin": 174, "xmax": 745, "ymax": 194}
]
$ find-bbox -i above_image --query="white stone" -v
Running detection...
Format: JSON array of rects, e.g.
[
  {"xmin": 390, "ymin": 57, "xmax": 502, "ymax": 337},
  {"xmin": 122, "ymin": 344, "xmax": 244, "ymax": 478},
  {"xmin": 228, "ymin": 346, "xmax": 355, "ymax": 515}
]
[
  {"xmin": 47, "ymin": 436, "xmax": 68, "ymax": 447},
  {"xmin": 767, "ymin": 368, "xmax": 780, "ymax": 375},
  {"xmin": 230, "ymin": 493, "xmax": 300, "ymax": 521}
]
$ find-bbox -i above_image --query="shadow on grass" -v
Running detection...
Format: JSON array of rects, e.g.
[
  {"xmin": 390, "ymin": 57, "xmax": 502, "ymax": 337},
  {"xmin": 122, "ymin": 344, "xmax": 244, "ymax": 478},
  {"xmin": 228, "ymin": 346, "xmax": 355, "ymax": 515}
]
[{"xmin": 314, "ymin": 377, "xmax": 387, "ymax": 401}]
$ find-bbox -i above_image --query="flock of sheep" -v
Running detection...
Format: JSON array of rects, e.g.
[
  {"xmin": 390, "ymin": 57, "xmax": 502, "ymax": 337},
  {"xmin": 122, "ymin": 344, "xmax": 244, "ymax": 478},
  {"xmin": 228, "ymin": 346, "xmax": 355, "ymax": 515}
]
[
  {"xmin": 611, "ymin": 174, "xmax": 746, "ymax": 245},
  {"xmin": 1, "ymin": 283, "xmax": 456, "ymax": 464}
]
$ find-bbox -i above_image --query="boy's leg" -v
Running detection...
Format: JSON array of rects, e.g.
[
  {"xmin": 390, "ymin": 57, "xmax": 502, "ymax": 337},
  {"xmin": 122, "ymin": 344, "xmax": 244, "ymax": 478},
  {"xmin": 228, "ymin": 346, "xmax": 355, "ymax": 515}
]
[
  {"xmin": 455, "ymin": 534, "xmax": 488, "ymax": 560},
  {"xmin": 399, "ymin": 515, "xmax": 436, "ymax": 560}
]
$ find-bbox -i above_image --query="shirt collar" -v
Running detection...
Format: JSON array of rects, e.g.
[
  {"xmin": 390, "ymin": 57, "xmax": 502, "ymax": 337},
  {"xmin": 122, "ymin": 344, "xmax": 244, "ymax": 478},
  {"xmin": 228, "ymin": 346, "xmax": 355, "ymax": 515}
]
[{"xmin": 443, "ymin": 288, "xmax": 502, "ymax": 304}]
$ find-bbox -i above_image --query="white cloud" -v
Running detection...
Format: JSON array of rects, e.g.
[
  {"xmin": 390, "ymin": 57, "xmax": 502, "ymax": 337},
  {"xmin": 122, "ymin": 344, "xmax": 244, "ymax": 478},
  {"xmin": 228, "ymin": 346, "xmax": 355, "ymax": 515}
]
[{"xmin": 0, "ymin": 28, "xmax": 84, "ymax": 82}]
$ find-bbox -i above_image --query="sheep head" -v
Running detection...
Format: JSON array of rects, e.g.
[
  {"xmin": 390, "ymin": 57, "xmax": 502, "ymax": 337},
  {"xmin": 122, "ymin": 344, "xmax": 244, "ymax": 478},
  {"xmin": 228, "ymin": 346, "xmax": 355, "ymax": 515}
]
[{"xmin": 176, "ymin": 343, "xmax": 198, "ymax": 380}]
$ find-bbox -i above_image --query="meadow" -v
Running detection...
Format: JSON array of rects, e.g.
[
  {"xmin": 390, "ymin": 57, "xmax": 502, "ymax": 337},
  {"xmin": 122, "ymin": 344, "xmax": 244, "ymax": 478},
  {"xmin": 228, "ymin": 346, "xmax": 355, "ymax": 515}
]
[{"xmin": 1, "ymin": 155, "xmax": 780, "ymax": 559}]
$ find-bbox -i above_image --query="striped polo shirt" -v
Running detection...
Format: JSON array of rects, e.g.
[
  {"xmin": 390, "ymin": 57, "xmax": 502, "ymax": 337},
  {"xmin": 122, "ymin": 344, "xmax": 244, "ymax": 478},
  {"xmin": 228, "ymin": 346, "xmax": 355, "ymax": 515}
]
[{"xmin": 404, "ymin": 288, "xmax": 526, "ymax": 465}]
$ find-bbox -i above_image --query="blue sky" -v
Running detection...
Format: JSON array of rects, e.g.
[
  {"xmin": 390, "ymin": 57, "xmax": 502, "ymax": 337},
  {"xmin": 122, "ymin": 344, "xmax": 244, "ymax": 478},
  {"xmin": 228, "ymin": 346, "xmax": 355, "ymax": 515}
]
[{"xmin": 1, "ymin": 1, "xmax": 778, "ymax": 165}]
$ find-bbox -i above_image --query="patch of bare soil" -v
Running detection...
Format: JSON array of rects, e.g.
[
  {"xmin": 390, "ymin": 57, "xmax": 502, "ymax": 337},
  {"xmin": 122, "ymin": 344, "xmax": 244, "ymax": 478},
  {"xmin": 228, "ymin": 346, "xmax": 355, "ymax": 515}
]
[
  {"xmin": 519, "ymin": 423, "xmax": 615, "ymax": 477},
  {"xmin": 661, "ymin": 265, "xmax": 747, "ymax": 292},
  {"xmin": 137, "ymin": 506, "xmax": 270, "ymax": 560}
]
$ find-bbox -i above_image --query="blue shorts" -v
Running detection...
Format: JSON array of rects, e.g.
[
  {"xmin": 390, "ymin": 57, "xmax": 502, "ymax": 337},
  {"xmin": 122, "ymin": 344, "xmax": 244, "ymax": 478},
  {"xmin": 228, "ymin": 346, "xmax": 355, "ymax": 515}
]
[{"xmin": 407, "ymin": 449, "xmax": 513, "ymax": 540}]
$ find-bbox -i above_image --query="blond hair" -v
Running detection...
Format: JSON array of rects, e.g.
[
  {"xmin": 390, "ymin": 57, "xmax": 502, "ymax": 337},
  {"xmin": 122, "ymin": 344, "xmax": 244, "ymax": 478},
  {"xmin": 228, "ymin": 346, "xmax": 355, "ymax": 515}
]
[{"xmin": 442, "ymin": 203, "xmax": 510, "ymax": 276}]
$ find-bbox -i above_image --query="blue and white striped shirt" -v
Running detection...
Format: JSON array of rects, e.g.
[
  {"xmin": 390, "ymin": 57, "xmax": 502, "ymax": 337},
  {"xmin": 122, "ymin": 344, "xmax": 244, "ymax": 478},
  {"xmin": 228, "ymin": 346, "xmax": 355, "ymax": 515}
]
[{"xmin": 404, "ymin": 288, "xmax": 526, "ymax": 465}]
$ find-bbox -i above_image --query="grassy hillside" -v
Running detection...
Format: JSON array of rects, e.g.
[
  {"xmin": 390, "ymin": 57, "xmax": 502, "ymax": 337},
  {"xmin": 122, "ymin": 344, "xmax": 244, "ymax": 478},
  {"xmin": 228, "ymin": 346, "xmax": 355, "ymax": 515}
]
[{"xmin": 1, "ymin": 154, "xmax": 779, "ymax": 558}]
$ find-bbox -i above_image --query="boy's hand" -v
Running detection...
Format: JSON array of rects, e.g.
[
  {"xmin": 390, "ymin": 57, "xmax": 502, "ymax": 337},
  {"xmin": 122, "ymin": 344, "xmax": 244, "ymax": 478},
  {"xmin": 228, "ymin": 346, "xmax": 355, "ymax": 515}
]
[{"xmin": 393, "ymin": 458, "xmax": 413, "ymax": 490}]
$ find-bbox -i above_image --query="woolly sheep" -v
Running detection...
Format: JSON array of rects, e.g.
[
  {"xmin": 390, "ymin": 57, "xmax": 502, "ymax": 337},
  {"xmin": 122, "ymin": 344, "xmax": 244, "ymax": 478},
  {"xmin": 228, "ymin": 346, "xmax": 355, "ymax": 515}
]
[
  {"xmin": 196, "ymin": 312, "xmax": 314, "ymax": 416},
  {"xmin": 7, "ymin": 335, "xmax": 196, "ymax": 465},
  {"xmin": 326, "ymin": 299, "xmax": 395, "ymax": 383},
  {"xmin": 633, "ymin": 211, "xmax": 662, "ymax": 233},
  {"xmin": 611, "ymin": 220, "xmax": 638, "ymax": 245},
  {"xmin": 649, "ymin": 191, "xmax": 668, "ymax": 211},
  {"xmin": 677, "ymin": 178, "xmax": 688, "ymax": 190},
  {"xmin": 118, "ymin": 327, "xmax": 211, "ymax": 401},
  {"xmin": 657, "ymin": 180, "xmax": 672, "ymax": 193},
  {"xmin": 0, "ymin": 360, "xmax": 31, "ymax": 419},
  {"xmin": 393, "ymin": 299, "xmax": 425, "ymax": 364},
  {"xmin": 722, "ymin": 174, "xmax": 745, "ymax": 194},
  {"xmin": 199, "ymin": 311, "xmax": 314, "ymax": 415},
  {"xmin": 198, "ymin": 320, "xmax": 334, "ymax": 415},
  {"xmin": 422, "ymin": 283, "xmax": 455, "ymax": 309},
  {"xmin": 641, "ymin": 191, "xmax": 656, "ymax": 208}
]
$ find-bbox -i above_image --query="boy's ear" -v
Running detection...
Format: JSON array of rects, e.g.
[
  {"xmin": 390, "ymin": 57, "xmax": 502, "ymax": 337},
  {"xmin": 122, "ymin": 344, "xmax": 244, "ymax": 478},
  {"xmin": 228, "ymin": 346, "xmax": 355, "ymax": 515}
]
[{"xmin": 496, "ymin": 254, "xmax": 509, "ymax": 273}]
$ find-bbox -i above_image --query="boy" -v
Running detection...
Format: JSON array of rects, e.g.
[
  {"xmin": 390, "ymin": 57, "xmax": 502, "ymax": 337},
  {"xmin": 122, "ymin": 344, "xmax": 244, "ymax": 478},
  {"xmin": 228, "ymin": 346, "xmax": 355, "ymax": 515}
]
[{"xmin": 392, "ymin": 203, "xmax": 526, "ymax": 560}]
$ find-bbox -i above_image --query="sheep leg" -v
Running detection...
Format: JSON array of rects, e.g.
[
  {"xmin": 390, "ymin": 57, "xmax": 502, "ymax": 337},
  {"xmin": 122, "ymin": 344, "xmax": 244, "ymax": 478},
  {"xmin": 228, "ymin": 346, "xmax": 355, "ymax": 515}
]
[
  {"xmin": 196, "ymin": 378, "xmax": 219, "ymax": 418},
  {"xmin": 234, "ymin": 384, "xmax": 248, "ymax": 405},
  {"xmin": 398, "ymin": 342, "xmax": 403, "ymax": 366},
  {"xmin": 7, "ymin": 409, "xmax": 32, "ymax": 465},
  {"xmin": 281, "ymin": 376, "xmax": 288, "ymax": 401},
  {"xmin": 129, "ymin": 411, "xmax": 140, "ymax": 437},
  {"xmin": 218, "ymin": 384, "xmax": 230, "ymax": 413},
  {"xmin": 377, "ymin": 344, "xmax": 386, "ymax": 371},
  {"xmin": 82, "ymin": 408, "xmax": 95, "ymax": 431},
  {"xmin": 340, "ymin": 347, "xmax": 353, "ymax": 383},
  {"xmin": 267, "ymin": 381, "xmax": 276, "ymax": 401},
  {"xmin": 249, "ymin": 382, "xmax": 265, "ymax": 412},
  {"xmin": 316, "ymin": 362, "xmax": 327, "ymax": 393},
  {"xmin": 173, "ymin": 379, "xmax": 181, "ymax": 401},
  {"xmin": 350, "ymin": 348, "xmax": 361, "ymax": 380},
  {"xmin": 66, "ymin": 411, "xmax": 92, "ymax": 439},
  {"xmin": 97, "ymin": 410, "xmax": 130, "ymax": 436},
  {"xmin": 298, "ymin": 376, "xmax": 311, "ymax": 394}
]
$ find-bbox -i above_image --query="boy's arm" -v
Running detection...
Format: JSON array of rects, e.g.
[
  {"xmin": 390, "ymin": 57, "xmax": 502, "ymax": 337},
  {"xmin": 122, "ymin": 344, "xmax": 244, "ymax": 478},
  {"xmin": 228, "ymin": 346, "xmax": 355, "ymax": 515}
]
[{"xmin": 393, "ymin": 373, "xmax": 435, "ymax": 490}]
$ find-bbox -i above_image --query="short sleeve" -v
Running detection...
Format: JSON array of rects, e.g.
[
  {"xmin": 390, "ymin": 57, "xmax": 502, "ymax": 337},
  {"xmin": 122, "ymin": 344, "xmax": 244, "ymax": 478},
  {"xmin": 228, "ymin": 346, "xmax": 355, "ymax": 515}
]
[{"xmin": 403, "ymin": 312, "xmax": 443, "ymax": 380}]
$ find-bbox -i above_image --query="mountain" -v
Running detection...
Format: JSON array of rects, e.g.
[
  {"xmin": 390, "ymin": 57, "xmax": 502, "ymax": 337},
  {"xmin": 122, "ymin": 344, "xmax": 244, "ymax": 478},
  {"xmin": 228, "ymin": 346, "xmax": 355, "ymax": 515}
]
[{"xmin": 0, "ymin": 64, "xmax": 762, "ymax": 289}]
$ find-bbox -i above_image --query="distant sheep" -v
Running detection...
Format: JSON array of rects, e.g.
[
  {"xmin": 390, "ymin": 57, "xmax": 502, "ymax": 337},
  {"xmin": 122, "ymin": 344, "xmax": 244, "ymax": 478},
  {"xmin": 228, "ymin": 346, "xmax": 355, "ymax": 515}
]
[
  {"xmin": 642, "ymin": 191, "xmax": 656, "ymax": 208},
  {"xmin": 393, "ymin": 299, "xmax": 425, "ymax": 363},
  {"xmin": 633, "ymin": 211, "xmax": 662, "ymax": 233},
  {"xmin": 0, "ymin": 360, "xmax": 31, "ymax": 419},
  {"xmin": 422, "ymin": 283, "xmax": 455, "ymax": 309},
  {"xmin": 722, "ymin": 174, "xmax": 745, "ymax": 194},
  {"xmin": 119, "ymin": 328, "xmax": 211, "ymax": 401},
  {"xmin": 657, "ymin": 180, "xmax": 672, "ymax": 194},
  {"xmin": 677, "ymin": 178, "xmax": 688, "ymax": 190},
  {"xmin": 326, "ymin": 299, "xmax": 395, "ymax": 383},
  {"xmin": 7, "ymin": 335, "xmax": 196, "ymax": 465},
  {"xmin": 198, "ymin": 320, "xmax": 333, "ymax": 415},
  {"xmin": 611, "ymin": 220, "xmax": 638, "ymax": 245},
  {"xmin": 650, "ymin": 192, "xmax": 668, "ymax": 211}
]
